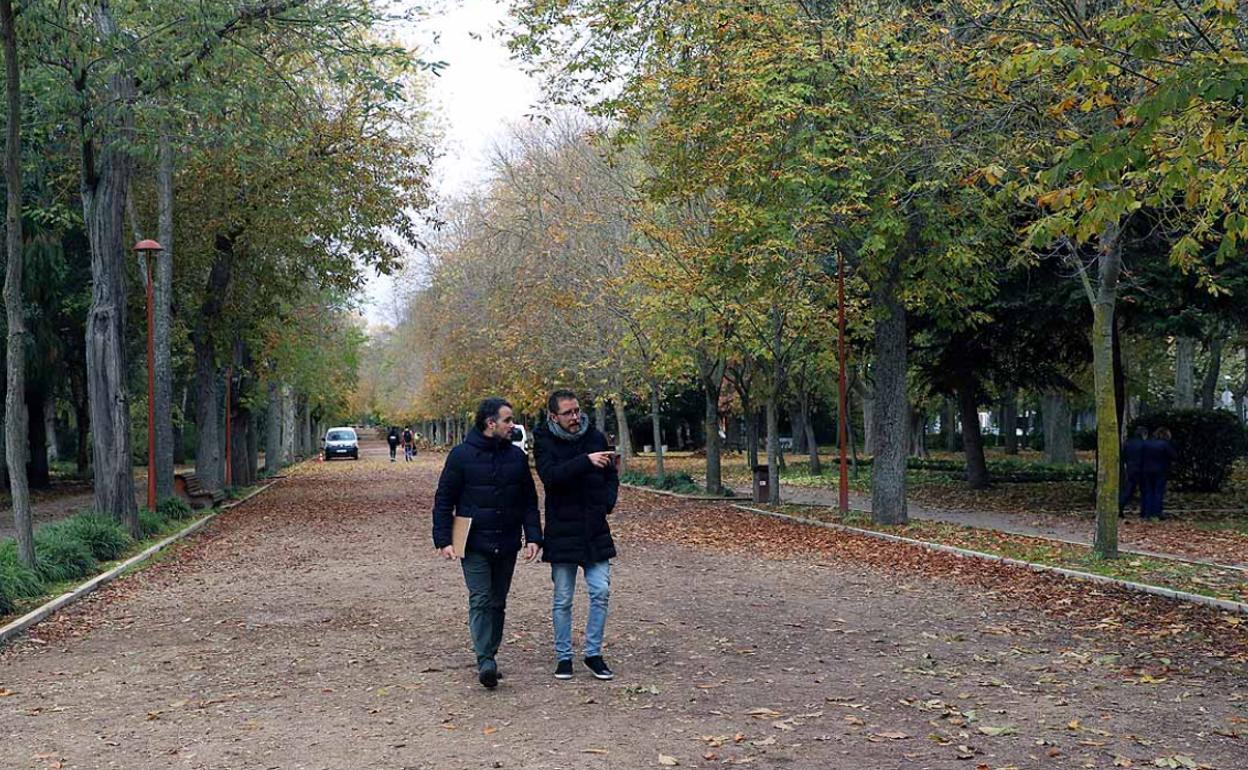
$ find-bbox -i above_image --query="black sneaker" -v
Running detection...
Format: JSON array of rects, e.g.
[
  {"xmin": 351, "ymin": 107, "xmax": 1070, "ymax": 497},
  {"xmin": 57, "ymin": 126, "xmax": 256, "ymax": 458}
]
[
  {"xmin": 584, "ymin": 656, "xmax": 614, "ymax": 680},
  {"xmin": 554, "ymin": 659, "xmax": 573, "ymax": 680},
  {"xmin": 478, "ymin": 659, "xmax": 499, "ymax": 689}
]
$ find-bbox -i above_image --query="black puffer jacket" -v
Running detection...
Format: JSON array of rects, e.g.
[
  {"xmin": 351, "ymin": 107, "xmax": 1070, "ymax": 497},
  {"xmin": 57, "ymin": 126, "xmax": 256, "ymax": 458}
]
[
  {"xmin": 432, "ymin": 429, "xmax": 542, "ymax": 555},
  {"xmin": 533, "ymin": 422, "xmax": 618, "ymax": 564}
]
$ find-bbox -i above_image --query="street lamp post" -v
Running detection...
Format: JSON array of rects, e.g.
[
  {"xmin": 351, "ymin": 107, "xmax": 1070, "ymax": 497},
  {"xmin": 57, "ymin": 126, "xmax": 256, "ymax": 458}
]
[{"xmin": 135, "ymin": 239, "xmax": 164, "ymax": 512}]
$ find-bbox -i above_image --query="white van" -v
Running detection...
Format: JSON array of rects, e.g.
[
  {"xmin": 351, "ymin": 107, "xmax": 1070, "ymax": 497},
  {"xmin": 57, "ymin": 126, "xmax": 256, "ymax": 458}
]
[{"xmin": 323, "ymin": 427, "xmax": 360, "ymax": 461}]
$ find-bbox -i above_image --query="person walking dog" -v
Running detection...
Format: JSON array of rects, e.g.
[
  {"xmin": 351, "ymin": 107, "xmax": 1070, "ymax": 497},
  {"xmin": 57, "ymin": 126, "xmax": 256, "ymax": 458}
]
[
  {"xmin": 432, "ymin": 397, "xmax": 542, "ymax": 688},
  {"xmin": 533, "ymin": 389, "xmax": 619, "ymax": 681}
]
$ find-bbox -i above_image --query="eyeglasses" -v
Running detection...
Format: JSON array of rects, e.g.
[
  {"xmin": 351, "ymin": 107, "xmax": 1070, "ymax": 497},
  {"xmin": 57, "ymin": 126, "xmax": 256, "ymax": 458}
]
[{"xmin": 556, "ymin": 408, "xmax": 581, "ymax": 418}]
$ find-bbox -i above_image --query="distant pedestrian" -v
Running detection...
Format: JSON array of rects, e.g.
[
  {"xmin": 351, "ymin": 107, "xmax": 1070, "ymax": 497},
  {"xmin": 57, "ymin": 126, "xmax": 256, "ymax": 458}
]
[
  {"xmin": 387, "ymin": 426, "xmax": 400, "ymax": 462},
  {"xmin": 432, "ymin": 397, "xmax": 542, "ymax": 689},
  {"xmin": 1140, "ymin": 427, "xmax": 1178, "ymax": 520},
  {"xmin": 1119, "ymin": 426, "xmax": 1149, "ymax": 516},
  {"xmin": 534, "ymin": 389, "xmax": 620, "ymax": 682},
  {"xmin": 402, "ymin": 427, "xmax": 415, "ymax": 461}
]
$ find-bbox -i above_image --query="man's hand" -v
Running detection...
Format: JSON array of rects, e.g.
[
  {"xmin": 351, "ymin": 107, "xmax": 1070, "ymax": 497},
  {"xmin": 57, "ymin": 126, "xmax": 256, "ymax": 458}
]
[
  {"xmin": 523, "ymin": 542, "xmax": 541, "ymax": 561},
  {"xmin": 588, "ymin": 451, "xmax": 613, "ymax": 468},
  {"xmin": 439, "ymin": 545, "xmax": 458, "ymax": 560}
]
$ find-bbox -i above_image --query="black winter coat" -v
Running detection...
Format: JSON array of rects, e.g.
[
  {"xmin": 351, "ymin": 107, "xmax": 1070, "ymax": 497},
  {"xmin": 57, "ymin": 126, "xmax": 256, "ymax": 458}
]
[
  {"xmin": 533, "ymin": 422, "xmax": 618, "ymax": 564},
  {"xmin": 1140, "ymin": 439, "xmax": 1178, "ymax": 475},
  {"xmin": 1122, "ymin": 438, "xmax": 1146, "ymax": 473},
  {"xmin": 432, "ymin": 429, "xmax": 542, "ymax": 555}
]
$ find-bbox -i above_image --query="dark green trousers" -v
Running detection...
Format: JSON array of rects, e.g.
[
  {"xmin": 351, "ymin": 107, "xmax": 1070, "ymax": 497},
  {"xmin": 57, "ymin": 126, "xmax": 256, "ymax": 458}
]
[{"xmin": 460, "ymin": 550, "xmax": 518, "ymax": 665}]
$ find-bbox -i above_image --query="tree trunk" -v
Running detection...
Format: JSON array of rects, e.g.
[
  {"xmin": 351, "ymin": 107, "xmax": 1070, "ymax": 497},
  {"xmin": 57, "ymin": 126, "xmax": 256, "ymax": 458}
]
[
  {"xmin": 802, "ymin": 391, "xmax": 821, "ymax": 474},
  {"xmin": 594, "ymin": 400, "xmax": 607, "ymax": 434},
  {"xmin": 790, "ymin": 406, "xmax": 807, "ymax": 455},
  {"xmin": 1091, "ymin": 225, "xmax": 1124, "ymax": 558},
  {"xmin": 765, "ymin": 391, "xmax": 781, "ymax": 504},
  {"xmin": 45, "ymin": 397, "xmax": 59, "ymax": 464},
  {"xmin": 1200, "ymin": 336, "xmax": 1224, "ymax": 410},
  {"xmin": 25, "ymin": 388, "xmax": 49, "ymax": 489},
  {"xmin": 192, "ymin": 346, "xmax": 222, "ymax": 491},
  {"xmin": 958, "ymin": 384, "xmax": 989, "ymax": 489},
  {"xmin": 908, "ymin": 408, "xmax": 928, "ymax": 459},
  {"xmin": 648, "ymin": 379, "xmax": 664, "ymax": 480},
  {"xmin": 610, "ymin": 399, "xmax": 632, "ymax": 473},
  {"xmin": 81, "ymin": 4, "xmax": 139, "ymax": 536},
  {"xmin": 72, "ymin": 389, "xmax": 90, "ymax": 476},
  {"xmin": 1001, "ymin": 391, "xmax": 1019, "ymax": 455},
  {"xmin": 742, "ymin": 397, "xmax": 758, "ymax": 470},
  {"xmin": 1043, "ymin": 392, "xmax": 1076, "ymax": 464},
  {"xmin": 154, "ymin": 133, "xmax": 175, "ymax": 501},
  {"xmin": 173, "ymin": 385, "xmax": 188, "ymax": 465},
  {"xmin": 870, "ymin": 269, "xmax": 908, "ymax": 524},
  {"xmin": 2, "ymin": 0, "xmax": 33, "ymax": 564},
  {"xmin": 944, "ymin": 398, "xmax": 958, "ymax": 452},
  {"xmin": 1174, "ymin": 336, "xmax": 1196, "ymax": 408},
  {"xmin": 859, "ymin": 386, "xmax": 875, "ymax": 455},
  {"xmin": 281, "ymin": 385, "xmax": 296, "ymax": 462},
  {"xmin": 703, "ymin": 382, "xmax": 723, "ymax": 495},
  {"xmin": 265, "ymin": 380, "xmax": 283, "ymax": 473}
]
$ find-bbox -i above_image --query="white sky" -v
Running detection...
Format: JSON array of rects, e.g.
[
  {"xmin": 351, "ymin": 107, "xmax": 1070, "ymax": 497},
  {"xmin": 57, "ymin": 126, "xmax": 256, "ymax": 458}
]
[{"xmin": 361, "ymin": 0, "xmax": 542, "ymax": 327}]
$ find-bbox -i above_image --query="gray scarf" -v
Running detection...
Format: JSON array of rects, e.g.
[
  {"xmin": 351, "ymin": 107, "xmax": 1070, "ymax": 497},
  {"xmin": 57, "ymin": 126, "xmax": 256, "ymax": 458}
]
[{"xmin": 547, "ymin": 414, "xmax": 590, "ymax": 442}]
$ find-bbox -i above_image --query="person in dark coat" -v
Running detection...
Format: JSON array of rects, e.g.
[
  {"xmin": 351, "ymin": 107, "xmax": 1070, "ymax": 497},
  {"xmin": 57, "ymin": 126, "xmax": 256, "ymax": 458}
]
[
  {"xmin": 387, "ymin": 426, "xmax": 401, "ymax": 462},
  {"xmin": 432, "ymin": 397, "xmax": 542, "ymax": 688},
  {"xmin": 534, "ymin": 389, "xmax": 619, "ymax": 682},
  {"xmin": 1140, "ymin": 427, "xmax": 1179, "ymax": 520},
  {"xmin": 1119, "ymin": 426, "xmax": 1149, "ymax": 516}
]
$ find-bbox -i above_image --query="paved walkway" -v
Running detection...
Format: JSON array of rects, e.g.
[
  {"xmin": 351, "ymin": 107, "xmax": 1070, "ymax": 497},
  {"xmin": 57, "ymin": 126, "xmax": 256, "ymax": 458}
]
[
  {"xmin": 2, "ymin": 440, "xmax": 1245, "ymax": 769},
  {"xmin": 725, "ymin": 480, "xmax": 1248, "ymax": 570}
]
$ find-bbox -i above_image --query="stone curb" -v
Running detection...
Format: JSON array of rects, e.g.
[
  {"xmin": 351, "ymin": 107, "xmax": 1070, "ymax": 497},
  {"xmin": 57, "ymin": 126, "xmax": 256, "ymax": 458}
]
[
  {"xmin": 728, "ymin": 503, "xmax": 1248, "ymax": 616},
  {"xmin": 620, "ymin": 482, "xmax": 733, "ymax": 501},
  {"xmin": 0, "ymin": 477, "xmax": 281, "ymax": 647},
  {"xmin": 620, "ymin": 483, "xmax": 1248, "ymax": 615}
]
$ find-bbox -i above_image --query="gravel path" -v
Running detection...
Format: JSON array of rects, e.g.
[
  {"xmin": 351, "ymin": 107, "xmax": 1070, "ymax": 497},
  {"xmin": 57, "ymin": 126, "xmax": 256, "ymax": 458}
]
[{"xmin": 1, "ymin": 440, "xmax": 1243, "ymax": 769}]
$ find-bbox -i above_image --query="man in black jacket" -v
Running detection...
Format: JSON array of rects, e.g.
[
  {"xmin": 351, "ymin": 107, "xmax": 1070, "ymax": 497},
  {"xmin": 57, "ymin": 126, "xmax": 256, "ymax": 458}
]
[
  {"xmin": 432, "ymin": 397, "xmax": 542, "ymax": 688},
  {"xmin": 534, "ymin": 389, "xmax": 619, "ymax": 681}
]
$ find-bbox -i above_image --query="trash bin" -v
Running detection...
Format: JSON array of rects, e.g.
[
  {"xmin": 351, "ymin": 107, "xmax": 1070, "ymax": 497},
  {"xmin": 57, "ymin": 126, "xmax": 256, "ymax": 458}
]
[{"xmin": 752, "ymin": 465, "xmax": 769, "ymax": 503}]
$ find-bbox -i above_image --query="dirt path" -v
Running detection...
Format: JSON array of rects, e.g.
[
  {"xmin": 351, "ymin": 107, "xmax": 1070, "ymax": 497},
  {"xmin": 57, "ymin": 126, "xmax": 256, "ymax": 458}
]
[{"xmin": 2, "ymin": 440, "xmax": 1244, "ymax": 769}]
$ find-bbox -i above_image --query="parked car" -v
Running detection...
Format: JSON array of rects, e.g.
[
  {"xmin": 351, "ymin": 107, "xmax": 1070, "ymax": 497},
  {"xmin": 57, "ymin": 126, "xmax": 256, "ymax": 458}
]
[
  {"xmin": 510, "ymin": 425, "xmax": 531, "ymax": 454},
  {"xmin": 323, "ymin": 427, "xmax": 359, "ymax": 461}
]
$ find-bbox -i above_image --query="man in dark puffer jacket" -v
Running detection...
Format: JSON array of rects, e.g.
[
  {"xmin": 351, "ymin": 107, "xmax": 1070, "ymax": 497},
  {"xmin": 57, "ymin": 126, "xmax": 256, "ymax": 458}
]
[
  {"xmin": 433, "ymin": 397, "xmax": 542, "ymax": 689},
  {"xmin": 534, "ymin": 389, "xmax": 619, "ymax": 681}
]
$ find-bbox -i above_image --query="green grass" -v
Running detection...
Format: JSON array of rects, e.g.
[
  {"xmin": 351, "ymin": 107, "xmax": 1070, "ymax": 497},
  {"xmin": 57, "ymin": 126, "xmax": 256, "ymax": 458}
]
[
  {"xmin": 750, "ymin": 504, "xmax": 1247, "ymax": 604},
  {"xmin": 0, "ymin": 499, "xmax": 214, "ymax": 625},
  {"xmin": 621, "ymin": 469, "xmax": 734, "ymax": 497}
]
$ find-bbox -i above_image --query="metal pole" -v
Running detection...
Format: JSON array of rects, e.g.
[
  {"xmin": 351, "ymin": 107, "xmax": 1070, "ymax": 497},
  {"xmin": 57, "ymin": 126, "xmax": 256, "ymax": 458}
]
[
  {"xmin": 225, "ymin": 366, "xmax": 233, "ymax": 487},
  {"xmin": 146, "ymin": 250, "xmax": 156, "ymax": 511},
  {"xmin": 837, "ymin": 250, "xmax": 850, "ymax": 514}
]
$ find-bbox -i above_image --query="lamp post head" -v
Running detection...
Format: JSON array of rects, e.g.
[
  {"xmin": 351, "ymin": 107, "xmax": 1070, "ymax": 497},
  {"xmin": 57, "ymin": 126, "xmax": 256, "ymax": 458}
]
[{"xmin": 134, "ymin": 239, "xmax": 163, "ymax": 253}]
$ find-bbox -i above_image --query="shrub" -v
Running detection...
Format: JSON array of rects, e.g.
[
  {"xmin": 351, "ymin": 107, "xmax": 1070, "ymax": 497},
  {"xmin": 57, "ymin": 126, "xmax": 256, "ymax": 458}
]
[
  {"xmin": 1074, "ymin": 429, "xmax": 1098, "ymax": 451},
  {"xmin": 56, "ymin": 513, "xmax": 133, "ymax": 561},
  {"xmin": 0, "ymin": 543, "xmax": 47, "ymax": 615},
  {"xmin": 157, "ymin": 497, "xmax": 194, "ymax": 521},
  {"xmin": 33, "ymin": 528, "xmax": 98, "ymax": 583},
  {"xmin": 1129, "ymin": 409, "xmax": 1248, "ymax": 492},
  {"xmin": 138, "ymin": 507, "xmax": 169, "ymax": 538}
]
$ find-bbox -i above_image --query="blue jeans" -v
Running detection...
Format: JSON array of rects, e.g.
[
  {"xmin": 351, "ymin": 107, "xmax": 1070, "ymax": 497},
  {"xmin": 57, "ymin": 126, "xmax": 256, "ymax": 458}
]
[{"xmin": 551, "ymin": 561, "xmax": 610, "ymax": 660}]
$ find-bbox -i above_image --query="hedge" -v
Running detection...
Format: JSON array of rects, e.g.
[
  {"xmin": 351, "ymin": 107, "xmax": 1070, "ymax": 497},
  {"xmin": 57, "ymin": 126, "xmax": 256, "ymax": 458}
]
[{"xmin": 1129, "ymin": 409, "xmax": 1248, "ymax": 492}]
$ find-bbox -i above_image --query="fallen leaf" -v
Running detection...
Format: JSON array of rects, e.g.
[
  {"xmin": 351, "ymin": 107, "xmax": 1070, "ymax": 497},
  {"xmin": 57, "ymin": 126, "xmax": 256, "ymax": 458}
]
[
  {"xmin": 658, "ymin": 754, "xmax": 680, "ymax": 766},
  {"xmin": 869, "ymin": 731, "xmax": 910, "ymax": 741},
  {"xmin": 752, "ymin": 737, "xmax": 776, "ymax": 747},
  {"xmin": 747, "ymin": 707, "xmax": 782, "ymax": 719},
  {"xmin": 581, "ymin": 748, "xmax": 608, "ymax": 755},
  {"xmin": 482, "ymin": 726, "xmax": 498, "ymax": 735},
  {"xmin": 977, "ymin": 726, "xmax": 1017, "ymax": 737}
]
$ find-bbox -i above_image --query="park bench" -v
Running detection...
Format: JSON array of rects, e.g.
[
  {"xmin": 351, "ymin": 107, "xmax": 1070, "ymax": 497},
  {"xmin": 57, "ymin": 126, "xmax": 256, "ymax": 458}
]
[{"xmin": 174, "ymin": 472, "xmax": 226, "ymax": 510}]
